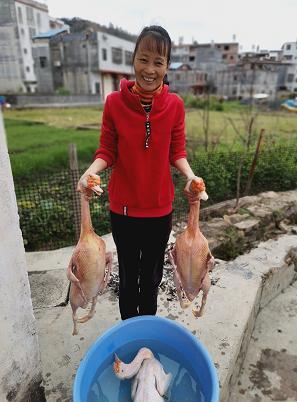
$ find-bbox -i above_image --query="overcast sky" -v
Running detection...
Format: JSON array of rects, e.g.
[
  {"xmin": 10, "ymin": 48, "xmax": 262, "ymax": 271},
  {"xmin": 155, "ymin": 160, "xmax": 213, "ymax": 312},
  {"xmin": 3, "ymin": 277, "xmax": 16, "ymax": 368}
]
[{"xmin": 45, "ymin": 0, "xmax": 296, "ymax": 52}]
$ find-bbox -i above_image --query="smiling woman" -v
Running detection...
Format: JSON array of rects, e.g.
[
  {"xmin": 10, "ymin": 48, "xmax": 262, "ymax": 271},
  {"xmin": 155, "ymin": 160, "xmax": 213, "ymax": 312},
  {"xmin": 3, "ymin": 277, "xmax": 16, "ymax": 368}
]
[
  {"xmin": 132, "ymin": 26, "xmax": 171, "ymax": 93},
  {"xmin": 77, "ymin": 25, "xmax": 203, "ymax": 322}
]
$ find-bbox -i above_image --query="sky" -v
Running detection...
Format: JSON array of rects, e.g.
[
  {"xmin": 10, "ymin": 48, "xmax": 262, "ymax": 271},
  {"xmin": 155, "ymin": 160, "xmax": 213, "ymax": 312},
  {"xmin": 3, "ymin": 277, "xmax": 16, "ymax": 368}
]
[{"xmin": 44, "ymin": 0, "xmax": 297, "ymax": 52}]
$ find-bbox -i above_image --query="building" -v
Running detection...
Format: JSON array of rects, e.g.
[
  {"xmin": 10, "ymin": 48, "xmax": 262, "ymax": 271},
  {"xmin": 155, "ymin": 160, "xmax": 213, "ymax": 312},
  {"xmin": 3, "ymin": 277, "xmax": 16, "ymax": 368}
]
[
  {"xmin": 96, "ymin": 31, "xmax": 135, "ymax": 99},
  {"xmin": 281, "ymin": 42, "xmax": 297, "ymax": 92},
  {"xmin": 0, "ymin": 0, "xmax": 50, "ymax": 93},
  {"xmin": 170, "ymin": 41, "xmax": 239, "ymax": 95},
  {"xmin": 171, "ymin": 41, "xmax": 239, "ymax": 68},
  {"xmin": 33, "ymin": 29, "xmax": 135, "ymax": 99},
  {"xmin": 167, "ymin": 63, "xmax": 206, "ymax": 94},
  {"xmin": 216, "ymin": 58, "xmax": 289, "ymax": 99},
  {"xmin": 32, "ymin": 27, "xmax": 68, "ymax": 93}
]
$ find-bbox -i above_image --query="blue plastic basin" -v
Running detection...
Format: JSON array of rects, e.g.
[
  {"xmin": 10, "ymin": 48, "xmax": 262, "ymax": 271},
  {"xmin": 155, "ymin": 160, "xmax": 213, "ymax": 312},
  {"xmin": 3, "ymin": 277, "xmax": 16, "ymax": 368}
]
[{"xmin": 73, "ymin": 315, "xmax": 219, "ymax": 402}]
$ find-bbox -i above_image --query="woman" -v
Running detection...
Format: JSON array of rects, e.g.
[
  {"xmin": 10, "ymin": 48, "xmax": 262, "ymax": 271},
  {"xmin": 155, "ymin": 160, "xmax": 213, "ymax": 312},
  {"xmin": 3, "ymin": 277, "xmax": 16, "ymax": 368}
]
[{"xmin": 78, "ymin": 25, "xmax": 200, "ymax": 320}]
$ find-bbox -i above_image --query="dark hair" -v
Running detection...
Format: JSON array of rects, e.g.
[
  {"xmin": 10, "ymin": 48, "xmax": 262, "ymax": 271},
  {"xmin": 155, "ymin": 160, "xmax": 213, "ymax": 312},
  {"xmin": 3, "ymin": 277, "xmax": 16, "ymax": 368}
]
[{"xmin": 132, "ymin": 25, "xmax": 172, "ymax": 66}]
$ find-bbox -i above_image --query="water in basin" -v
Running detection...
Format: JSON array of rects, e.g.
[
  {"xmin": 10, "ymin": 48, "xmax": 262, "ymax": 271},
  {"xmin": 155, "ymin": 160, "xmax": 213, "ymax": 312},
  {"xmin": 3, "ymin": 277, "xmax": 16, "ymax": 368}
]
[{"xmin": 87, "ymin": 338, "xmax": 206, "ymax": 402}]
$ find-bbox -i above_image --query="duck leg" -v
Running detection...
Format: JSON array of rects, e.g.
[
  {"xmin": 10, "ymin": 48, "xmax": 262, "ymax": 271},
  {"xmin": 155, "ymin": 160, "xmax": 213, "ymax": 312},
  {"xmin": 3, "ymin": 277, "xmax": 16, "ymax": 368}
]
[
  {"xmin": 77, "ymin": 296, "xmax": 98, "ymax": 323},
  {"xmin": 168, "ymin": 248, "xmax": 190, "ymax": 309},
  {"xmin": 192, "ymin": 274, "xmax": 211, "ymax": 318}
]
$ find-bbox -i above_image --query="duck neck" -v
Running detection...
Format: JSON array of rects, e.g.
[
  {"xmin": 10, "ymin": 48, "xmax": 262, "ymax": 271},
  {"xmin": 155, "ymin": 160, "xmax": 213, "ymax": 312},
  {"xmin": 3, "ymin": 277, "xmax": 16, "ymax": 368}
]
[
  {"xmin": 187, "ymin": 201, "xmax": 200, "ymax": 235},
  {"xmin": 80, "ymin": 195, "xmax": 93, "ymax": 237}
]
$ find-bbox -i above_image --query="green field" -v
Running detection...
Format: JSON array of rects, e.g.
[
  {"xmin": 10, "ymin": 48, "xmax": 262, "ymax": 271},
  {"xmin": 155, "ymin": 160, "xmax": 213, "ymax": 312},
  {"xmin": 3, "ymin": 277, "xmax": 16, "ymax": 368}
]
[{"xmin": 4, "ymin": 105, "xmax": 297, "ymax": 178}]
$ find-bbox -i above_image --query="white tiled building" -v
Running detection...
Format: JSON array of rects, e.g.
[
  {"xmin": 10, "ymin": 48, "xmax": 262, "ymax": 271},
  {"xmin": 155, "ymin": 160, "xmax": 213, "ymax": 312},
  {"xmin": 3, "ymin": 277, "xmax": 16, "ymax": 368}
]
[{"xmin": 0, "ymin": 0, "xmax": 50, "ymax": 93}]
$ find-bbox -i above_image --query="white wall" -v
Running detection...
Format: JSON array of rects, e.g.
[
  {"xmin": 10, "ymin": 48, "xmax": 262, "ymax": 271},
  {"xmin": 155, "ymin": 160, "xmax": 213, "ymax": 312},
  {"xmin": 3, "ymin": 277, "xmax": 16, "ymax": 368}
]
[
  {"xmin": 0, "ymin": 111, "xmax": 44, "ymax": 401},
  {"xmin": 102, "ymin": 74, "xmax": 114, "ymax": 98},
  {"xmin": 282, "ymin": 42, "xmax": 297, "ymax": 62},
  {"xmin": 97, "ymin": 31, "xmax": 134, "ymax": 75}
]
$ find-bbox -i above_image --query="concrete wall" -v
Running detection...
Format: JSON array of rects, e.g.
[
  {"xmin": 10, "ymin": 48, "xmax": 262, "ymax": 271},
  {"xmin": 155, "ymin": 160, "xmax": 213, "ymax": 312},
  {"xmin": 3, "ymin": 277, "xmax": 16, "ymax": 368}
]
[
  {"xmin": 216, "ymin": 63, "xmax": 280, "ymax": 98},
  {"xmin": 11, "ymin": 93, "xmax": 102, "ymax": 107},
  {"xmin": 32, "ymin": 42, "xmax": 54, "ymax": 93},
  {"xmin": 0, "ymin": 111, "xmax": 45, "ymax": 402}
]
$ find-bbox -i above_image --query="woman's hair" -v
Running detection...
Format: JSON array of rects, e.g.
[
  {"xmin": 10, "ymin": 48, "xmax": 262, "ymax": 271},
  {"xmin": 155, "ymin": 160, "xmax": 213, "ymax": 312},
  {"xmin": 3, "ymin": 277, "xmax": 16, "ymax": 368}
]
[{"xmin": 132, "ymin": 25, "xmax": 172, "ymax": 66}]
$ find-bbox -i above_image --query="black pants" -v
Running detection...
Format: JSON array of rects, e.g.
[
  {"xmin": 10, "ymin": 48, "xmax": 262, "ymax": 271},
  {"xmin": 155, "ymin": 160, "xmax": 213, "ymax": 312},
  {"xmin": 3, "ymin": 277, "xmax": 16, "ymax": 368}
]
[{"xmin": 110, "ymin": 211, "xmax": 172, "ymax": 320}]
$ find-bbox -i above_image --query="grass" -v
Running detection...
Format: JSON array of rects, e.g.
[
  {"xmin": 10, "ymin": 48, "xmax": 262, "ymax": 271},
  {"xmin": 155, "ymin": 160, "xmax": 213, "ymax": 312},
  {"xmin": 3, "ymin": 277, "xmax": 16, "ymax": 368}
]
[
  {"xmin": 185, "ymin": 108, "xmax": 297, "ymax": 151},
  {"xmin": 4, "ymin": 104, "xmax": 297, "ymax": 178},
  {"xmin": 4, "ymin": 106, "xmax": 103, "ymax": 128},
  {"xmin": 5, "ymin": 119, "xmax": 98, "ymax": 178}
]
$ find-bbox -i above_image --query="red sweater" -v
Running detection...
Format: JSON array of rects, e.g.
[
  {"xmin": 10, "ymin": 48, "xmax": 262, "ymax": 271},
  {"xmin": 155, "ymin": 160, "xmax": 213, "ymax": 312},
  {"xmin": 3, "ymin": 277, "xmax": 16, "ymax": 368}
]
[{"xmin": 94, "ymin": 79, "xmax": 187, "ymax": 217}]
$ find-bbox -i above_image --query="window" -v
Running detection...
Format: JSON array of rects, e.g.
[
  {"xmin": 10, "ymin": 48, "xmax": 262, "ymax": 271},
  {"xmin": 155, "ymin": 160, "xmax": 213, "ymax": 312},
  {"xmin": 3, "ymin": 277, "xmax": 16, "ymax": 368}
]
[
  {"xmin": 26, "ymin": 6, "xmax": 34, "ymax": 24},
  {"xmin": 224, "ymin": 45, "xmax": 229, "ymax": 51},
  {"xmin": 39, "ymin": 56, "xmax": 47, "ymax": 68},
  {"xmin": 176, "ymin": 73, "xmax": 180, "ymax": 80},
  {"xmin": 286, "ymin": 44, "xmax": 291, "ymax": 50},
  {"xmin": 102, "ymin": 48, "xmax": 107, "ymax": 61},
  {"xmin": 24, "ymin": 48, "xmax": 27, "ymax": 54},
  {"xmin": 171, "ymin": 55, "xmax": 180, "ymax": 62},
  {"xmin": 95, "ymin": 82, "xmax": 100, "ymax": 94},
  {"xmin": 189, "ymin": 56, "xmax": 195, "ymax": 61},
  {"xmin": 287, "ymin": 74, "xmax": 294, "ymax": 83},
  {"xmin": 29, "ymin": 27, "xmax": 36, "ymax": 38},
  {"xmin": 37, "ymin": 13, "xmax": 41, "ymax": 28},
  {"xmin": 26, "ymin": 66, "xmax": 30, "ymax": 72},
  {"xmin": 233, "ymin": 75, "xmax": 237, "ymax": 81},
  {"xmin": 125, "ymin": 50, "xmax": 133, "ymax": 65},
  {"xmin": 112, "ymin": 47, "xmax": 122, "ymax": 64},
  {"xmin": 21, "ymin": 28, "xmax": 25, "ymax": 35},
  {"xmin": 18, "ymin": 7, "xmax": 23, "ymax": 24}
]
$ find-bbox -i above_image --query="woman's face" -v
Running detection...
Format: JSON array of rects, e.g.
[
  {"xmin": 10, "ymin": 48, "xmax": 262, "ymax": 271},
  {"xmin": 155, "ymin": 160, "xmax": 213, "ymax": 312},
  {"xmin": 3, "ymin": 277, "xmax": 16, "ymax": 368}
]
[{"xmin": 133, "ymin": 39, "xmax": 168, "ymax": 92}]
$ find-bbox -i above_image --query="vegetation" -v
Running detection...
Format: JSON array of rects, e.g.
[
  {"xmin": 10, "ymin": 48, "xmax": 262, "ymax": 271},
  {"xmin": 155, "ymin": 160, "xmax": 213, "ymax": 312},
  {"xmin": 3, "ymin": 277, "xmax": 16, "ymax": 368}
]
[
  {"xmin": 3, "ymin": 105, "xmax": 297, "ymax": 250},
  {"xmin": 55, "ymin": 86, "xmax": 71, "ymax": 96}
]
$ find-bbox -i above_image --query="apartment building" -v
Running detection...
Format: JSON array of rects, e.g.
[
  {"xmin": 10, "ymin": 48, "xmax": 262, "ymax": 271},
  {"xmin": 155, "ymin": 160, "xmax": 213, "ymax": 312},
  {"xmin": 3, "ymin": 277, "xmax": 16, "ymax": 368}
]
[{"xmin": 0, "ymin": 0, "xmax": 50, "ymax": 93}]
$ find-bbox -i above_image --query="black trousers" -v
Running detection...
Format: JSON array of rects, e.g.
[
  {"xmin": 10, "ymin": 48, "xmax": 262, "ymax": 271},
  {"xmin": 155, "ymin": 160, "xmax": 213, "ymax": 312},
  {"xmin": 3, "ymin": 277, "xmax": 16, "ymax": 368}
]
[{"xmin": 110, "ymin": 211, "xmax": 172, "ymax": 320}]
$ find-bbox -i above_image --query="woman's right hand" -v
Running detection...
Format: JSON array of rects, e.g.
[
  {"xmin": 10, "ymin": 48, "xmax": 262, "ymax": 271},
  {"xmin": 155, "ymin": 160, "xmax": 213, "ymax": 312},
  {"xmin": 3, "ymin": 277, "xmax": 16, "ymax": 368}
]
[{"xmin": 77, "ymin": 173, "xmax": 103, "ymax": 201}]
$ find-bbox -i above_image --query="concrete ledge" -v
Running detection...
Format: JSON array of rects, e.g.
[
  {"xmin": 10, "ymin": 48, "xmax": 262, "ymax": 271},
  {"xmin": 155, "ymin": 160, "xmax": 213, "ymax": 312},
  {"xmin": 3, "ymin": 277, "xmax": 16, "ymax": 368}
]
[
  {"xmin": 206, "ymin": 234, "xmax": 297, "ymax": 401},
  {"xmin": 31, "ymin": 232, "xmax": 297, "ymax": 401}
]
